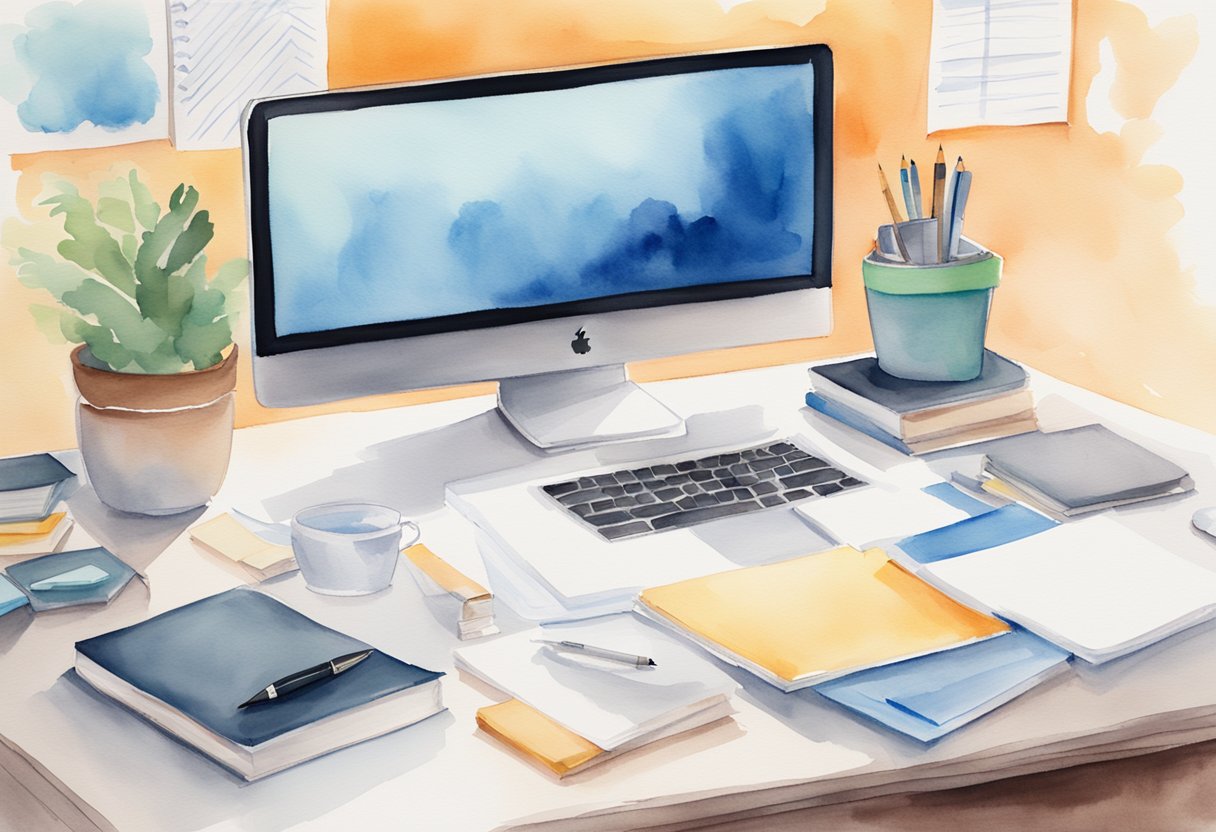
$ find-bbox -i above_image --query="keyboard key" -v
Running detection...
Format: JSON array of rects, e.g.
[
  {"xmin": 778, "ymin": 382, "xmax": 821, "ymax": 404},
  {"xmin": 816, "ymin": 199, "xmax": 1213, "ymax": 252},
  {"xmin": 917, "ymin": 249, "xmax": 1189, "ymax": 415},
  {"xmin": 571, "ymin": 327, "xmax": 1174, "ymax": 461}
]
[
  {"xmin": 729, "ymin": 463, "xmax": 751, "ymax": 477},
  {"xmin": 682, "ymin": 484, "xmax": 700, "ymax": 495},
  {"xmin": 790, "ymin": 457, "xmax": 829, "ymax": 473},
  {"xmin": 636, "ymin": 492, "xmax": 658, "ymax": 504},
  {"xmin": 731, "ymin": 488, "xmax": 753, "ymax": 502},
  {"xmin": 780, "ymin": 468, "xmax": 843, "ymax": 489},
  {"xmin": 770, "ymin": 442, "xmax": 797, "ymax": 455},
  {"xmin": 599, "ymin": 521, "xmax": 652, "ymax": 540},
  {"xmin": 774, "ymin": 464, "xmax": 794, "ymax": 477},
  {"xmin": 543, "ymin": 481, "xmax": 578, "ymax": 497},
  {"xmin": 585, "ymin": 510, "xmax": 633, "ymax": 526},
  {"xmin": 652, "ymin": 464, "xmax": 677, "ymax": 476},
  {"xmin": 590, "ymin": 498, "xmax": 614, "ymax": 512},
  {"xmin": 593, "ymin": 474, "xmax": 617, "ymax": 486},
  {"xmin": 751, "ymin": 457, "xmax": 785, "ymax": 472},
  {"xmin": 666, "ymin": 473, "xmax": 693, "ymax": 485},
  {"xmin": 614, "ymin": 495, "xmax": 638, "ymax": 508},
  {"xmin": 839, "ymin": 477, "xmax": 865, "ymax": 488},
  {"xmin": 676, "ymin": 496, "xmax": 698, "ymax": 511},
  {"xmin": 735, "ymin": 474, "xmax": 760, "ymax": 487},
  {"xmin": 753, "ymin": 481, "xmax": 778, "ymax": 495},
  {"xmin": 814, "ymin": 482, "xmax": 843, "ymax": 496},
  {"xmin": 676, "ymin": 460, "xmax": 697, "ymax": 472},
  {"xmin": 714, "ymin": 490, "xmax": 735, "ymax": 503},
  {"xmin": 632, "ymin": 503, "xmax": 677, "ymax": 518},
  {"xmin": 784, "ymin": 489, "xmax": 812, "ymax": 501},
  {"xmin": 571, "ymin": 503, "xmax": 595, "ymax": 517},
  {"xmin": 703, "ymin": 480, "xmax": 725, "ymax": 492},
  {"xmin": 651, "ymin": 500, "xmax": 763, "ymax": 530},
  {"xmin": 576, "ymin": 477, "xmax": 597, "ymax": 490},
  {"xmin": 693, "ymin": 492, "xmax": 718, "ymax": 507},
  {"xmin": 654, "ymin": 487, "xmax": 682, "ymax": 501},
  {"xmin": 718, "ymin": 453, "xmax": 742, "ymax": 465},
  {"xmin": 616, "ymin": 470, "xmax": 638, "ymax": 483},
  {"xmin": 623, "ymin": 482, "xmax": 644, "ymax": 494},
  {"xmin": 689, "ymin": 469, "xmax": 714, "ymax": 482},
  {"xmin": 558, "ymin": 489, "xmax": 603, "ymax": 506},
  {"xmin": 759, "ymin": 494, "xmax": 786, "ymax": 507},
  {"xmin": 603, "ymin": 485, "xmax": 625, "ymax": 497}
]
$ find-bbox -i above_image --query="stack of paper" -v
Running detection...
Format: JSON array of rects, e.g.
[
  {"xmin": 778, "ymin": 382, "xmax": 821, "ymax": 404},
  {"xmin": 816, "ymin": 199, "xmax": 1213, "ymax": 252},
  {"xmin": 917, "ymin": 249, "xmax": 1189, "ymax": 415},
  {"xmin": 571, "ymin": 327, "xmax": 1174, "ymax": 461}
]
[
  {"xmin": 455, "ymin": 616, "xmax": 737, "ymax": 776},
  {"xmin": 814, "ymin": 628, "xmax": 1071, "ymax": 743},
  {"xmin": 0, "ymin": 454, "xmax": 75, "ymax": 522},
  {"xmin": 980, "ymin": 425, "xmax": 1193, "ymax": 517},
  {"xmin": 901, "ymin": 517, "xmax": 1216, "ymax": 664},
  {"xmin": 189, "ymin": 514, "xmax": 296, "ymax": 581},
  {"xmin": 637, "ymin": 546, "xmax": 1009, "ymax": 692},
  {"xmin": 0, "ymin": 511, "xmax": 74, "ymax": 557}
]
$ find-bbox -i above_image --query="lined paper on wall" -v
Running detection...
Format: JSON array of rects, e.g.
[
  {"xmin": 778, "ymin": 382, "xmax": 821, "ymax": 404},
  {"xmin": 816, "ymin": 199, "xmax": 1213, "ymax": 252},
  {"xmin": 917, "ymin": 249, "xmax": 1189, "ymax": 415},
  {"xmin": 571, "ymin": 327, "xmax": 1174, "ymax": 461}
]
[{"xmin": 928, "ymin": 0, "xmax": 1073, "ymax": 133}]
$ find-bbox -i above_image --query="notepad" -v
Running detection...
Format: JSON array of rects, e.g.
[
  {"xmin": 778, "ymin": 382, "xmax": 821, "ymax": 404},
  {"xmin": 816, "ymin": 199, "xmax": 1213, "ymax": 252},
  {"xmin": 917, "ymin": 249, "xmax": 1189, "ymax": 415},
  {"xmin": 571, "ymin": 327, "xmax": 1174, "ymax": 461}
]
[
  {"xmin": 814, "ymin": 628, "xmax": 1070, "ymax": 743},
  {"xmin": 189, "ymin": 513, "xmax": 296, "ymax": 581},
  {"xmin": 455, "ymin": 616, "xmax": 737, "ymax": 751},
  {"xmin": 637, "ymin": 546, "xmax": 1009, "ymax": 691},
  {"xmin": 914, "ymin": 518, "xmax": 1216, "ymax": 664}
]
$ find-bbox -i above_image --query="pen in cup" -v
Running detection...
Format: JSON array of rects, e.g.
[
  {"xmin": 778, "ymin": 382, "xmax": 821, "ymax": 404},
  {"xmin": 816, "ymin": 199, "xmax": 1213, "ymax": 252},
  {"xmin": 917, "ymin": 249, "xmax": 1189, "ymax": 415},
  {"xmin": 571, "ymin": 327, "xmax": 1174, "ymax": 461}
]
[{"xmin": 533, "ymin": 639, "xmax": 658, "ymax": 668}]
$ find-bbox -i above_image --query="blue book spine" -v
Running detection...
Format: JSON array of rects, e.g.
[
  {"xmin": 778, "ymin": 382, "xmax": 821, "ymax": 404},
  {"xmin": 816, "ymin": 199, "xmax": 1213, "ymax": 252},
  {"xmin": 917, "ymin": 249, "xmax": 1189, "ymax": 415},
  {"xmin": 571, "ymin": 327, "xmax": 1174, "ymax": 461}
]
[{"xmin": 804, "ymin": 392, "xmax": 913, "ymax": 455}]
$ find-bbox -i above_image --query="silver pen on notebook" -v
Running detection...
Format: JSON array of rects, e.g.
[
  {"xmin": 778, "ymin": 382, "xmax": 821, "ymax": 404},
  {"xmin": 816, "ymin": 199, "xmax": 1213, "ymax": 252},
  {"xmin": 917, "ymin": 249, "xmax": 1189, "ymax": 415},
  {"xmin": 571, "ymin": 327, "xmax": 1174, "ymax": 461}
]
[{"xmin": 532, "ymin": 639, "xmax": 657, "ymax": 668}]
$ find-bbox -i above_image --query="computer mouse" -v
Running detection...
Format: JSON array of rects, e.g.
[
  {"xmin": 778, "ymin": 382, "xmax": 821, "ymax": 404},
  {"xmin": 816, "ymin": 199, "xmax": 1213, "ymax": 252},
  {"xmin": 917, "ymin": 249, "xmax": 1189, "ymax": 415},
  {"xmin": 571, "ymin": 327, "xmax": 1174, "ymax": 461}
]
[{"xmin": 1192, "ymin": 506, "xmax": 1216, "ymax": 540}]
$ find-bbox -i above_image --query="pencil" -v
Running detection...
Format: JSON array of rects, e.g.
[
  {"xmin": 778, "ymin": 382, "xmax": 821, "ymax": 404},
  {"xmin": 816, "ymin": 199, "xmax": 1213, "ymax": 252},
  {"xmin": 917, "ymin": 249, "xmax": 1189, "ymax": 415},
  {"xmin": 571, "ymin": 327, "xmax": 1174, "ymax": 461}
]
[
  {"xmin": 947, "ymin": 157, "xmax": 972, "ymax": 260},
  {"xmin": 899, "ymin": 155, "xmax": 918, "ymax": 219},
  {"xmin": 877, "ymin": 164, "xmax": 911, "ymax": 262},
  {"xmin": 931, "ymin": 145, "xmax": 947, "ymax": 262},
  {"xmin": 909, "ymin": 158, "xmax": 923, "ymax": 220}
]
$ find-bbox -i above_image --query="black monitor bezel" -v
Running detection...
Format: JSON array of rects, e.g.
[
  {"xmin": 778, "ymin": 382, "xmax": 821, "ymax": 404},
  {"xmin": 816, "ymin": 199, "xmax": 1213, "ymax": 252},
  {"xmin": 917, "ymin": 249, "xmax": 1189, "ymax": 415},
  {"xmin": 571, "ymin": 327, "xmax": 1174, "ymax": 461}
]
[{"xmin": 247, "ymin": 44, "xmax": 833, "ymax": 357}]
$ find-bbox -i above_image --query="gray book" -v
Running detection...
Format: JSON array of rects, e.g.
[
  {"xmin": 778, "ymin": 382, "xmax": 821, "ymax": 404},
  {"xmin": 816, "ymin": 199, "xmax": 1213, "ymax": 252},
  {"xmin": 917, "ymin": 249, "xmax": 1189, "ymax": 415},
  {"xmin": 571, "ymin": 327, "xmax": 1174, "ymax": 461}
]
[{"xmin": 982, "ymin": 425, "xmax": 1192, "ymax": 516}]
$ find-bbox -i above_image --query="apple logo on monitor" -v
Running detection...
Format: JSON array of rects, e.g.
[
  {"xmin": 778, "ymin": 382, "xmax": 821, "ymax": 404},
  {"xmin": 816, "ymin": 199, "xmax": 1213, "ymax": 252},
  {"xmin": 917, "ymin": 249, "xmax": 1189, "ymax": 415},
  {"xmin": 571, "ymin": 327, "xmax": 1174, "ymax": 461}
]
[{"xmin": 571, "ymin": 328, "xmax": 590, "ymax": 355}]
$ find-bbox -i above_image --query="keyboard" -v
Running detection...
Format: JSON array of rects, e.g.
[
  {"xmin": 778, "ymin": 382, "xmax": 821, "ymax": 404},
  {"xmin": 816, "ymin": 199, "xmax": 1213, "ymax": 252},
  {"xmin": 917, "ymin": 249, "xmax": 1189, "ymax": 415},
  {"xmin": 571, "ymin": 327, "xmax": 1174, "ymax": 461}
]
[{"xmin": 540, "ymin": 439, "xmax": 867, "ymax": 540}]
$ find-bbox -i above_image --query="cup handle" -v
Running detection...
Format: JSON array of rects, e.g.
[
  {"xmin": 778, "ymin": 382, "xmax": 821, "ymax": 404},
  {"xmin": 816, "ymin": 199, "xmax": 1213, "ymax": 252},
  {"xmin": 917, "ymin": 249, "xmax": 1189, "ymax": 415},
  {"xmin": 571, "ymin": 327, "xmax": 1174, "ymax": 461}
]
[{"xmin": 400, "ymin": 520, "xmax": 421, "ymax": 550}]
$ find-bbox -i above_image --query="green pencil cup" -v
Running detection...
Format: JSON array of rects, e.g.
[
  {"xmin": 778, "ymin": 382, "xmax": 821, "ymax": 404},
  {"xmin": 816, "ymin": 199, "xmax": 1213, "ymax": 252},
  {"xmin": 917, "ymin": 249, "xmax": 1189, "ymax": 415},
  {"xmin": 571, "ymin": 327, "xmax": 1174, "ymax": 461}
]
[{"xmin": 862, "ymin": 246, "xmax": 1001, "ymax": 382}]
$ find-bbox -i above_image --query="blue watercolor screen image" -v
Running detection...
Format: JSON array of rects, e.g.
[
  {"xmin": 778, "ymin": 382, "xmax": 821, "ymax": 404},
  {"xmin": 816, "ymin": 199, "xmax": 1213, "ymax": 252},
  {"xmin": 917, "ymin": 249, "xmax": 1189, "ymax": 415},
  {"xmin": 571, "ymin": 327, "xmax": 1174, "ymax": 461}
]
[{"xmin": 267, "ymin": 63, "xmax": 816, "ymax": 336}]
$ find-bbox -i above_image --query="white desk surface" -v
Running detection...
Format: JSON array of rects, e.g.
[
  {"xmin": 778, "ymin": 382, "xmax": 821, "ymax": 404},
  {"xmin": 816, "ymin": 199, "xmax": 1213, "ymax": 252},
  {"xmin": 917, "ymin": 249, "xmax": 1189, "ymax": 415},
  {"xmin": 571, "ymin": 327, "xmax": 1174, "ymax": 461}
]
[{"xmin": 2, "ymin": 357, "xmax": 1216, "ymax": 832}]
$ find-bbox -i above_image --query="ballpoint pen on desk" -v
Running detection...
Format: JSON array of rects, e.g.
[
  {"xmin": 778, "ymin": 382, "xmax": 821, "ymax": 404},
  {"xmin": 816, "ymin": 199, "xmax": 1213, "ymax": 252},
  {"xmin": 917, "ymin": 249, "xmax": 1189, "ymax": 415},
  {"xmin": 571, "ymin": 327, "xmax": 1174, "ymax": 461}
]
[
  {"xmin": 947, "ymin": 157, "xmax": 973, "ymax": 260},
  {"xmin": 899, "ymin": 156, "xmax": 919, "ymax": 220},
  {"xmin": 238, "ymin": 649, "xmax": 374, "ymax": 708},
  {"xmin": 533, "ymin": 639, "xmax": 658, "ymax": 668},
  {"xmin": 877, "ymin": 164, "xmax": 912, "ymax": 262},
  {"xmin": 931, "ymin": 145, "xmax": 947, "ymax": 262},
  {"xmin": 909, "ymin": 158, "xmax": 923, "ymax": 220}
]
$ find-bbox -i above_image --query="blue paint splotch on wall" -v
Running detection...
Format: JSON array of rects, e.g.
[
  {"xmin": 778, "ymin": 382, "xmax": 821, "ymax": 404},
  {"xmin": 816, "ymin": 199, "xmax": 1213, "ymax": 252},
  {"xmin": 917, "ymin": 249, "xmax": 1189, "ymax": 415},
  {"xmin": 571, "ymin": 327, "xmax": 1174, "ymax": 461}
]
[
  {"xmin": 267, "ymin": 63, "xmax": 817, "ymax": 336},
  {"xmin": 8, "ymin": 0, "xmax": 158, "ymax": 134}
]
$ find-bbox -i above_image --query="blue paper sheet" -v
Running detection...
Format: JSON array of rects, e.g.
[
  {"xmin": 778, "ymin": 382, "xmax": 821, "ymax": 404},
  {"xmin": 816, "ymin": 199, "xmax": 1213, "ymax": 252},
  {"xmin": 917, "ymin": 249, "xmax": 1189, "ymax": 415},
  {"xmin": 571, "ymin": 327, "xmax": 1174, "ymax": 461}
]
[
  {"xmin": 0, "ymin": 575, "xmax": 30, "ymax": 617},
  {"xmin": 920, "ymin": 482, "xmax": 994, "ymax": 518},
  {"xmin": 814, "ymin": 628, "xmax": 1071, "ymax": 743},
  {"xmin": 895, "ymin": 503, "xmax": 1057, "ymax": 564}
]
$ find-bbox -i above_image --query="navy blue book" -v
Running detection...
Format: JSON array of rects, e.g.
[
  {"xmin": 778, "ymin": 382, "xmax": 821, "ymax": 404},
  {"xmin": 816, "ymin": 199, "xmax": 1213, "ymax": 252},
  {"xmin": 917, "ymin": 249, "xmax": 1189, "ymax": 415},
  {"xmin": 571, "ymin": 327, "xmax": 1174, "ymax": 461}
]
[
  {"xmin": 0, "ymin": 453, "xmax": 75, "ymax": 522},
  {"xmin": 75, "ymin": 588, "xmax": 445, "ymax": 780}
]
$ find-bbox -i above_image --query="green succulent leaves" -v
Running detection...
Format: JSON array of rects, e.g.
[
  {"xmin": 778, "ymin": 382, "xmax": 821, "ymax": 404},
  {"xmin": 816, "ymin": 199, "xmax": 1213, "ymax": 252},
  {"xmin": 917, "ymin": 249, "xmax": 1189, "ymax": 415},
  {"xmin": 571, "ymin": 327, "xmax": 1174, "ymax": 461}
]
[{"xmin": 8, "ymin": 171, "xmax": 247, "ymax": 373}]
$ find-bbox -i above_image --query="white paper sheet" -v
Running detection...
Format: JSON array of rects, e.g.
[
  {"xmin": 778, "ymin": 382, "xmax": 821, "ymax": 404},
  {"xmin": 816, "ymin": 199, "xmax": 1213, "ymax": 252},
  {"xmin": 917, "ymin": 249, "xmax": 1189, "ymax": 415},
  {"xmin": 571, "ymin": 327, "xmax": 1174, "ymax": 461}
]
[
  {"xmin": 167, "ymin": 0, "xmax": 328, "ymax": 150},
  {"xmin": 454, "ymin": 615, "xmax": 738, "ymax": 750},
  {"xmin": 928, "ymin": 0, "xmax": 1073, "ymax": 132},
  {"xmin": 0, "ymin": 0, "xmax": 169, "ymax": 152},
  {"xmin": 924, "ymin": 517, "xmax": 1216, "ymax": 662},
  {"xmin": 794, "ymin": 484, "xmax": 972, "ymax": 549}
]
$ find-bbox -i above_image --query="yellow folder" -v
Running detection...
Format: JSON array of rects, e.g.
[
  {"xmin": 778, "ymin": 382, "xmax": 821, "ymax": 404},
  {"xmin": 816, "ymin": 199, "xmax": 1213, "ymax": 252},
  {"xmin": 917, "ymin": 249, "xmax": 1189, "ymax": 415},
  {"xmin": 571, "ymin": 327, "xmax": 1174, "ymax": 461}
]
[
  {"xmin": 476, "ymin": 699, "xmax": 604, "ymax": 777},
  {"xmin": 639, "ymin": 546, "xmax": 1007, "ymax": 687}
]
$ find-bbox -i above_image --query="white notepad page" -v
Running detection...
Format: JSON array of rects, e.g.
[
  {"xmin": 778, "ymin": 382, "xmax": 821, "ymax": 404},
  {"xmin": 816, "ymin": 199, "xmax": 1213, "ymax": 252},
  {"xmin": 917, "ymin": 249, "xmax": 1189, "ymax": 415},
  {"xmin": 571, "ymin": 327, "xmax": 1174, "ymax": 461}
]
[
  {"xmin": 454, "ymin": 616, "xmax": 737, "ymax": 750},
  {"xmin": 795, "ymin": 485, "xmax": 972, "ymax": 549},
  {"xmin": 924, "ymin": 517, "xmax": 1216, "ymax": 662}
]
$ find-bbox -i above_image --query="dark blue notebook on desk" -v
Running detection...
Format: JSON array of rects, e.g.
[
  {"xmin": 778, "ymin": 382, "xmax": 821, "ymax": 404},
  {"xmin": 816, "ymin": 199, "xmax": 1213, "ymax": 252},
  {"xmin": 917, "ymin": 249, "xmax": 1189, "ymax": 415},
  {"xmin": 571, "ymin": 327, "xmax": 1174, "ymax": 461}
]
[
  {"xmin": 75, "ymin": 588, "xmax": 445, "ymax": 779},
  {"xmin": 810, "ymin": 351, "xmax": 1027, "ymax": 414}
]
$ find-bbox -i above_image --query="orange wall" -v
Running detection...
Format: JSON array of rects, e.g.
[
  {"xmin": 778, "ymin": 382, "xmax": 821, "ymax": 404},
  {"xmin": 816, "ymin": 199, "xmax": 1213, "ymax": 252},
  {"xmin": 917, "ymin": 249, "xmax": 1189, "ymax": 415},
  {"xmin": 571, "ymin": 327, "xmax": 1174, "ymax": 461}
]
[{"xmin": 2, "ymin": 0, "xmax": 1212, "ymax": 456}]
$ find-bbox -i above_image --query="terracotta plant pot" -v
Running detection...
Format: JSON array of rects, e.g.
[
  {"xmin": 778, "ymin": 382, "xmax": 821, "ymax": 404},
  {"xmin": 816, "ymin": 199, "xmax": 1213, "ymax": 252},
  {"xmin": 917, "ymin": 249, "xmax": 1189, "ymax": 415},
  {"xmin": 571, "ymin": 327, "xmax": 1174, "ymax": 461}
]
[{"xmin": 70, "ymin": 345, "xmax": 239, "ymax": 516}]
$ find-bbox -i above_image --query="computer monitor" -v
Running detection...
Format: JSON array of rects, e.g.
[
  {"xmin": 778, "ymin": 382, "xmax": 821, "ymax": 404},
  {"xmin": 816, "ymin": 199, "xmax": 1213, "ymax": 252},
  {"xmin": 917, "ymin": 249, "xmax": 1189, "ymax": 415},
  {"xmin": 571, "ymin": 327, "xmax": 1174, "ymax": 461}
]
[{"xmin": 244, "ymin": 44, "xmax": 833, "ymax": 449}]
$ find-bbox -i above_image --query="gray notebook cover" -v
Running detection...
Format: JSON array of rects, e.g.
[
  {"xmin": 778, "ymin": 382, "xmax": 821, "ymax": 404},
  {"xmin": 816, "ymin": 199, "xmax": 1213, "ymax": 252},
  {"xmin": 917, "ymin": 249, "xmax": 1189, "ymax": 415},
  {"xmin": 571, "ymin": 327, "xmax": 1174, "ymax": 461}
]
[
  {"xmin": 811, "ymin": 351, "xmax": 1027, "ymax": 414},
  {"xmin": 0, "ymin": 453, "xmax": 74, "ymax": 491},
  {"xmin": 76, "ymin": 588, "xmax": 443, "ymax": 748},
  {"xmin": 5, "ymin": 547, "xmax": 136, "ymax": 612},
  {"xmin": 983, "ymin": 425, "xmax": 1190, "ymax": 510}
]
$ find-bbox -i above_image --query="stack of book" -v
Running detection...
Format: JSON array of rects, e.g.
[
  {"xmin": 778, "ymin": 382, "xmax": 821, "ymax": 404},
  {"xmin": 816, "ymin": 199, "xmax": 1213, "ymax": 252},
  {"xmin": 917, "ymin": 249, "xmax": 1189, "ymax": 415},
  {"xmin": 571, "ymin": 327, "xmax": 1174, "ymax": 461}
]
[
  {"xmin": 805, "ymin": 351, "xmax": 1037, "ymax": 455},
  {"xmin": 0, "ymin": 454, "xmax": 76, "ymax": 557}
]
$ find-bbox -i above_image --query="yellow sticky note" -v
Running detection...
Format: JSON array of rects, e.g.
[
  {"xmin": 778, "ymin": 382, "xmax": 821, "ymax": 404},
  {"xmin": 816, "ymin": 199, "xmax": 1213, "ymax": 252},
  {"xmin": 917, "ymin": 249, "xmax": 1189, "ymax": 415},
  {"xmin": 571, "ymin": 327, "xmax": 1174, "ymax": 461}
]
[
  {"xmin": 404, "ymin": 543, "xmax": 489, "ymax": 601},
  {"xmin": 640, "ymin": 546, "xmax": 1007, "ymax": 684},
  {"xmin": 190, "ymin": 514, "xmax": 292, "ymax": 567},
  {"xmin": 476, "ymin": 699, "xmax": 603, "ymax": 776}
]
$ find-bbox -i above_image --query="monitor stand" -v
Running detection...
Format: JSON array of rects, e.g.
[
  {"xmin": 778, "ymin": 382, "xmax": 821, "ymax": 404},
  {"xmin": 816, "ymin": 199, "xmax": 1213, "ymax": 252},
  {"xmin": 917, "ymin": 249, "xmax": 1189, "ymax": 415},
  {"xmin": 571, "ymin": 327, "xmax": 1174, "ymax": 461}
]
[{"xmin": 497, "ymin": 365, "xmax": 686, "ymax": 451}]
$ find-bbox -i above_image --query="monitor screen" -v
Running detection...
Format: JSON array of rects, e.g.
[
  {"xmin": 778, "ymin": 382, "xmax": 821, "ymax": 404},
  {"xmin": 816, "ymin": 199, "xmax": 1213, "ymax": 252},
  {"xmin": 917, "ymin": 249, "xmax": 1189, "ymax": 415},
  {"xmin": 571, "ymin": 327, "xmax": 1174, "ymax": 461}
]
[{"xmin": 248, "ymin": 45, "xmax": 831, "ymax": 357}]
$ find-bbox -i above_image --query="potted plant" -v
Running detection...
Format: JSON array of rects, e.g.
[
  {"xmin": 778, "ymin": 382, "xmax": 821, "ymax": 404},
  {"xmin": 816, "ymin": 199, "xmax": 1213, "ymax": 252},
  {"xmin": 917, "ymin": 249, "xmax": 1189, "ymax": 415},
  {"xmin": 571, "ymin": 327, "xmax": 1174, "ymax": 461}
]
[{"xmin": 5, "ymin": 170, "xmax": 247, "ymax": 515}]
